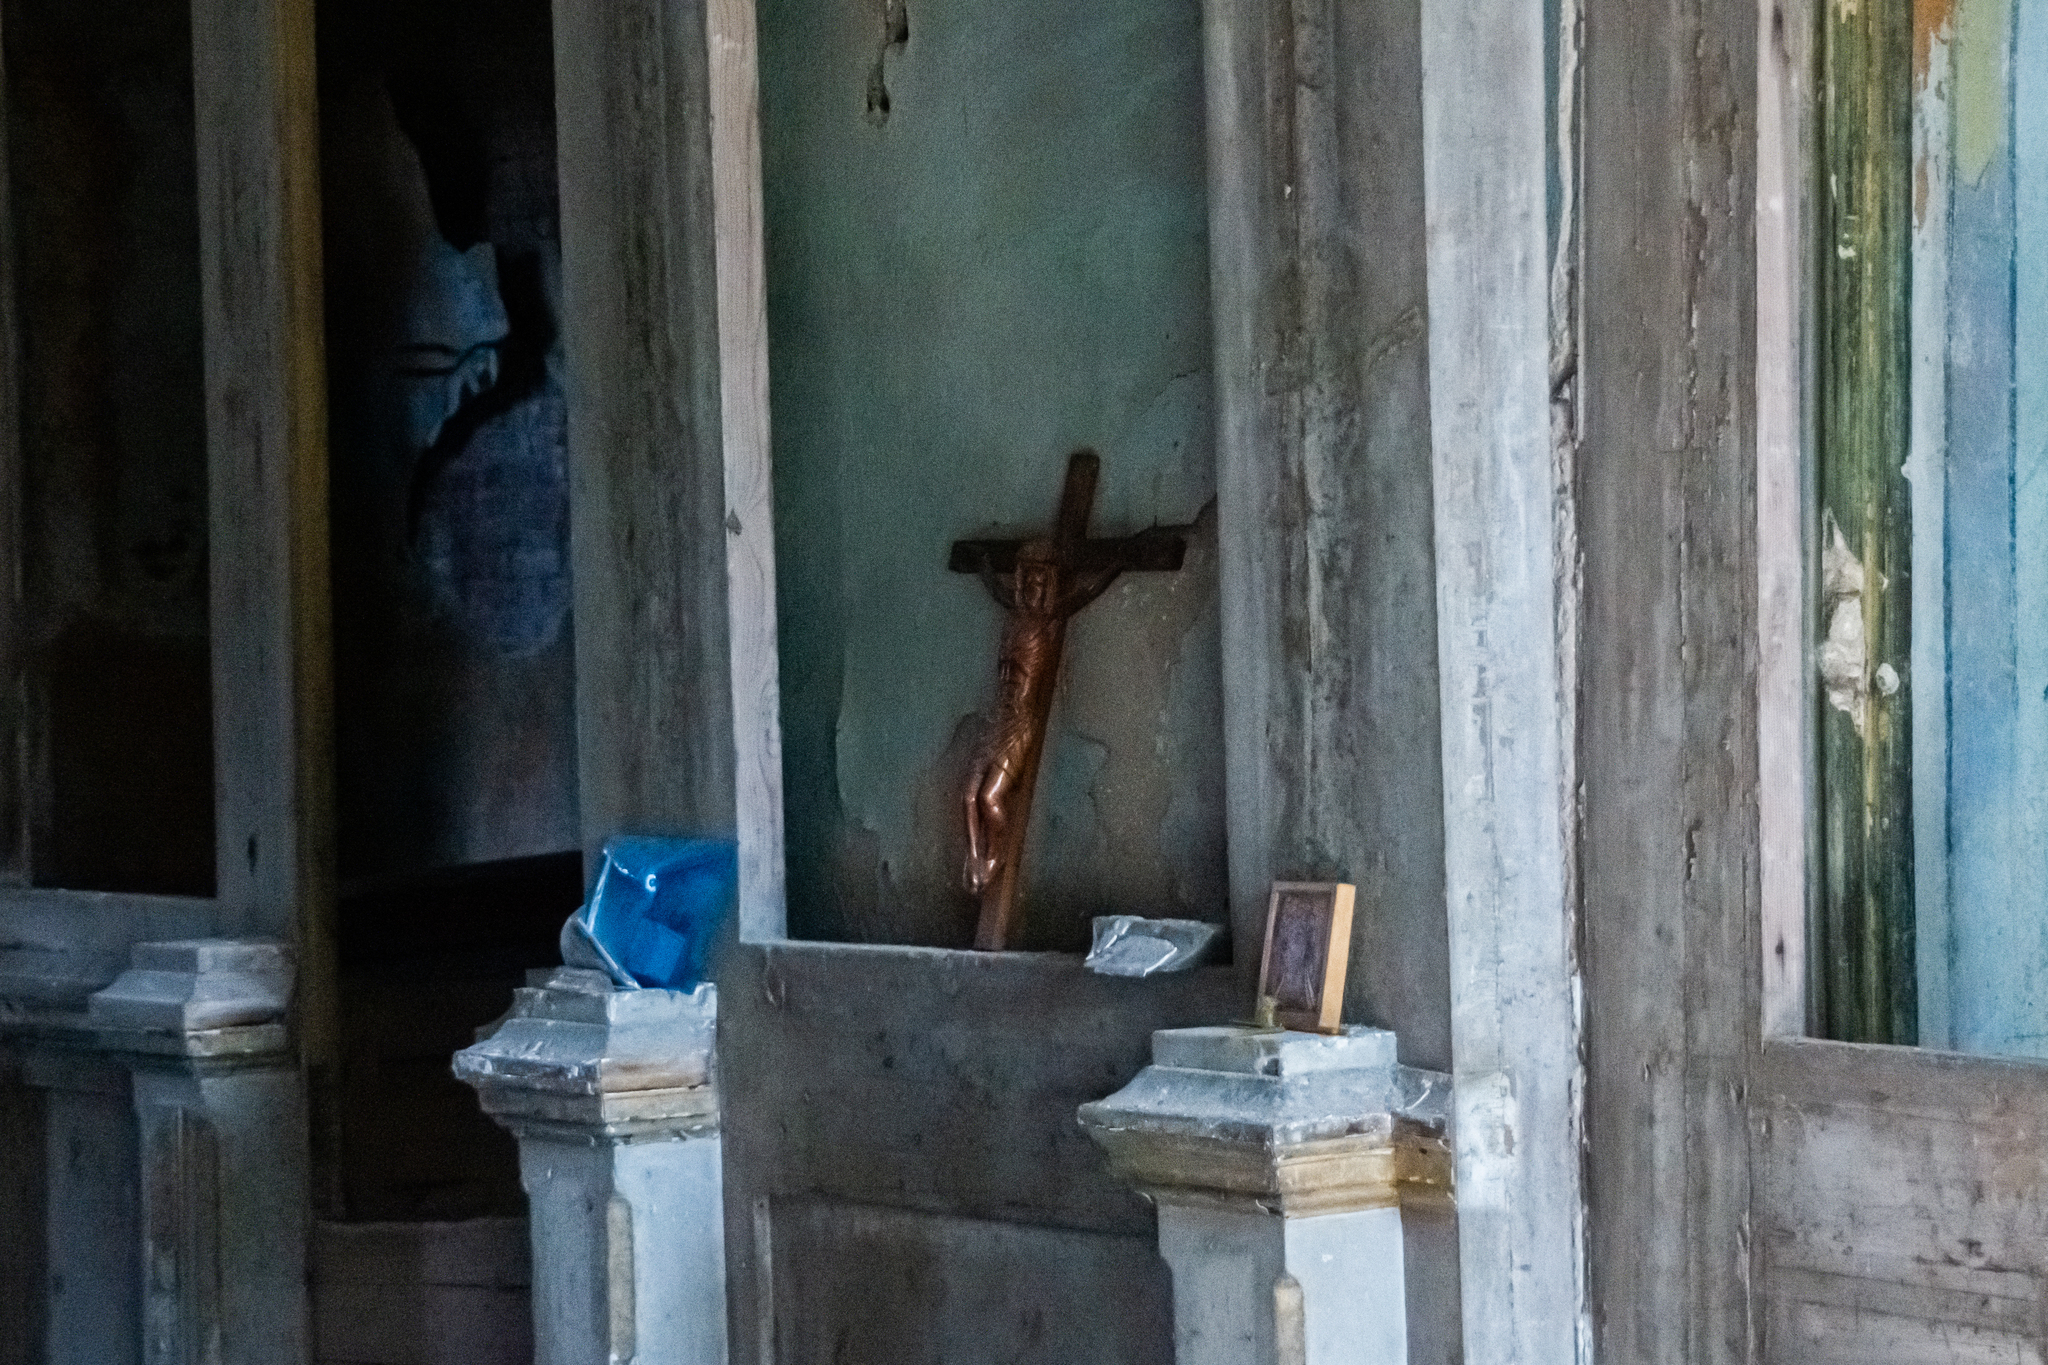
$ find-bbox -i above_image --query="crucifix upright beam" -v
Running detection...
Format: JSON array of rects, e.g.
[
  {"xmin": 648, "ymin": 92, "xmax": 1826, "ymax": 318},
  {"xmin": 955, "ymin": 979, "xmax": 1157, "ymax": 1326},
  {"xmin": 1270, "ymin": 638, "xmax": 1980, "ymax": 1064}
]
[{"xmin": 951, "ymin": 451, "xmax": 1186, "ymax": 950}]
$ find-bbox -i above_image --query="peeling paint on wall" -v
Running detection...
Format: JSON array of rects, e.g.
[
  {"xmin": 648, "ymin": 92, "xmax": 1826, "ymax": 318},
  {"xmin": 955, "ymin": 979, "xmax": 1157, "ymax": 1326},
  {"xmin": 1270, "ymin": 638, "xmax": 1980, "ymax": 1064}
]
[
  {"xmin": 1955, "ymin": 0, "xmax": 2009, "ymax": 186},
  {"xmin": 1915, "ymin": 0, "xmax": 1956, "ymax": 82},
  {"xmin": 1820, "ymin": 510, "xmax": 1871, "ymax": 736},
  {"xmin": 1913, "ymin": 4, "xmax": 1952, "ymax": 225},
  {"xmin": 862, "ymin": 0, "xmax": 909, "ymax": 126}
]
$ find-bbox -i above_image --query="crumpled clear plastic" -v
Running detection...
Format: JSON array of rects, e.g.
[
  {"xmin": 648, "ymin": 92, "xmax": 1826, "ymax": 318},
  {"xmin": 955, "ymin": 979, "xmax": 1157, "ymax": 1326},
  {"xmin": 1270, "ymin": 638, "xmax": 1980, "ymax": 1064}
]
[
  {"xmin": 559, "ymin": 837, "xmax": 736, "ymax": 990},
  {"xmin": 1083, "ymin": 915, "xmax": 1222, "ymax": 977}
]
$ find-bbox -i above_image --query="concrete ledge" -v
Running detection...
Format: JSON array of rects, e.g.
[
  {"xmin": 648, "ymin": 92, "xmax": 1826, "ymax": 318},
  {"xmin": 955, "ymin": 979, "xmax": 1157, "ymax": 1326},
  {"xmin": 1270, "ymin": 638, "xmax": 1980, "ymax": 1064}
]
[
  {"xmin": 1078, "ymin": 1025, "xmax": 1452, "ymax": 1216},
  {"xmin": 87, "ymin": 939, "xmax": 292, "ymax": 1042},
  {"xmin": 454, "ymin": 968, "xmax": 720, "ymax": 1142}
]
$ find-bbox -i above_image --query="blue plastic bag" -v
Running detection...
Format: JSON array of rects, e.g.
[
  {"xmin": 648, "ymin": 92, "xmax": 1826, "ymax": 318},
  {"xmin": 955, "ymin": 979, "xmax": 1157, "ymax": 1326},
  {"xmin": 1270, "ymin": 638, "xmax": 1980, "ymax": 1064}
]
[{"xmin": 559, "ymin": 837, "xmax": 736, "ymax": 989}]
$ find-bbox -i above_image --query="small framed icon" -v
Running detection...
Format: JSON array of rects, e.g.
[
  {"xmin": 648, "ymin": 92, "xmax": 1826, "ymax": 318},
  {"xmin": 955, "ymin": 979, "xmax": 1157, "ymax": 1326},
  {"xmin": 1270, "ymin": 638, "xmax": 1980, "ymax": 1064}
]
[{"xmin": 1256, "ymin": 882, "xmax": 1355, "ymax": 1034}]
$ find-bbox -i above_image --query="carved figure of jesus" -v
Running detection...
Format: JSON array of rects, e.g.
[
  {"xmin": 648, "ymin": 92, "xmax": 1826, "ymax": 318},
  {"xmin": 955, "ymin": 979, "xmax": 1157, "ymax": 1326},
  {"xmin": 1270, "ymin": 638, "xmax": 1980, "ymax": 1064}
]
[
  {"xmin": 961, "ymin": 548, "xmax": 1118, "ymax": 901},
  {"xmin": 950, "ymin": 452, "xmax": 1185, "ymax": 950}
]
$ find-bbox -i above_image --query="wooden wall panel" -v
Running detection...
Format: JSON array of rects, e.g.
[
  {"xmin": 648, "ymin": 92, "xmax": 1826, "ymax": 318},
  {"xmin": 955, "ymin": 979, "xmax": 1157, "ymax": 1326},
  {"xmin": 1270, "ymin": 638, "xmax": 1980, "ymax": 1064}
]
[
  {"xmin": 1197, "ymin": 11, "xmax": 1466, "ymax": 1351},
  {"xmin": 1204, "ymin": 0, "xmax": 1451, "ymax": 1073},
  {"xmin": 311, "ymin": 1218, "xmax": 532, "ymax": 1365},
  {"xmin": 767, "ymin": 1198, "xmax": 1173, "ymax": 1365},
  {"xmin": 719, "ymin": 943, "xmax": 1235, "ymax": 1364},
  {"xmin": 719, "ymin": 945, "xmax": 1235, "ymax": 1235},
  {"xmin": 1757, "ymin": 1040, "xmax": 2048, "ymax": 1364},
  {"xmin": 1578, "ymin": 0, "xmax": 1761, "ymax": 1357}
]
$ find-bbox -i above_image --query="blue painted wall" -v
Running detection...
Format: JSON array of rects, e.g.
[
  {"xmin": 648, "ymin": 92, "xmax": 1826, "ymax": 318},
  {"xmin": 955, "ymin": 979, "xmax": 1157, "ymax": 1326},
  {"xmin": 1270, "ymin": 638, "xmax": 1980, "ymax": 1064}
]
[{"xmin": 1928, "ymin": 0, "xmax": 2048, "ymax": 1054}]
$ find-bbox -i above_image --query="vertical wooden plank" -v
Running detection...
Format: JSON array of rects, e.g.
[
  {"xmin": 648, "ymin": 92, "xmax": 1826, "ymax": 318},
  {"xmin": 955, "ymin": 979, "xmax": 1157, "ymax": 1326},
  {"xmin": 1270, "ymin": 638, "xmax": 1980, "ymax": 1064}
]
[
  {"xmin": 1203, "ymin": 0, "xmax": 1452, "ymax": 1071},
  {"xmin": 1418, "ymin": 0, "xmax": 1585, "ymax": 1360},
  {"xmin": 1906, "ymin": 0, "xmax": 1952, "ymax": 1049},
  {"xmin": 1579, "ymin": 0, "xmax": 1759, "ymax": 1359},
  {"xmin": 706, "ymin": 0, "xmax": 785, "ymax": 940},
  {"xmin": 1815, "ymin": 0, "xmax": 1916, "ymax": 1044},
  {"xmin": 188, "ymin": 0, "xmax": 336, "ymax": 1158},
  {"xmin": 0, "ymin": 1, "xmax": 24, "ymax": 888},
  {"xmin": 553, "ymin": 0, "xmax": 736, "ymax": 859},
  {"xmin": 551, "ymin": 6, "xmax": 749, "ymax": 1346},
  {"xmin": 1758, "ymin": 0, "xmax": 1815, "ymax": 1044},
  {"xmin": 1205, "ymin": 0, "xmax": 1312, "ymax": 991}
]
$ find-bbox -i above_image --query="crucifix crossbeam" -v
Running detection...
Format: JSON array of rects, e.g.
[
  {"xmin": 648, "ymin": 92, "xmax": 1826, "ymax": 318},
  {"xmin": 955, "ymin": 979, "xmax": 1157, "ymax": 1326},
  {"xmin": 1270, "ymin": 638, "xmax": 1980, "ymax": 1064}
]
[{"xmin": 951, "ymin": 450, "xmax": 1188, "ymax": 950}]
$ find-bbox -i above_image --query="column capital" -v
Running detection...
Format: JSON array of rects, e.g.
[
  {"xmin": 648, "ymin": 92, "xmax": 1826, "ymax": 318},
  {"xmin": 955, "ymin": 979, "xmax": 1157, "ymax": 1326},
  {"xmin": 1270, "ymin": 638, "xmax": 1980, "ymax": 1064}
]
[
  {"xmin": 454, "ymin": 966, "xmax": 718, "ymax": 1144},
  {"xmin": 86, "ymin": 939, "xmax": 293, "ymax": 1064},
  {"xmin": 1078, "ymin": 1025, "xmax": 1452, "ymax": 1217}
]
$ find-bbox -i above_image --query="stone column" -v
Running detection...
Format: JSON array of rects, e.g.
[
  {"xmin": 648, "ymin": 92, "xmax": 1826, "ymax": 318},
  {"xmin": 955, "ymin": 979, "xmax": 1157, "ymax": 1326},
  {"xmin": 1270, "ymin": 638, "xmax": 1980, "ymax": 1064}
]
[
  {"xmin": 86, "ymin": 938, "xmax": 309, "ymax": 1365},
  {"xmin": 1078, "ymin": 1026, "xmax": 1452, "ymax": 1365},
  {"xmin": 455, "ymin": 966, "xmax": 726, "ymax": 1365}
]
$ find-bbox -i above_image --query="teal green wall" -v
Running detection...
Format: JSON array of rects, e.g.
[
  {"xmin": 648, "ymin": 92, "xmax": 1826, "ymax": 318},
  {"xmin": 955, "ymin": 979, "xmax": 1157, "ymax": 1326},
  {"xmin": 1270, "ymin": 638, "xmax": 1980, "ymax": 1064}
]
[{"xmin": 758, "ymin": 0, "xmax": 1222, "ymax": 948}]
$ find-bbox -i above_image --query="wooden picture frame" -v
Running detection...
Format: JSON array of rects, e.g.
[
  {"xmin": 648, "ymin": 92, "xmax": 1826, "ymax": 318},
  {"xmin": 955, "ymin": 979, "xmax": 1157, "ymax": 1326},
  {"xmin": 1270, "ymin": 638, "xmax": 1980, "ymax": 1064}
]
[{"xmin": 1257, "ymin": 882, "xmax": 1355, "ymax": 1034}]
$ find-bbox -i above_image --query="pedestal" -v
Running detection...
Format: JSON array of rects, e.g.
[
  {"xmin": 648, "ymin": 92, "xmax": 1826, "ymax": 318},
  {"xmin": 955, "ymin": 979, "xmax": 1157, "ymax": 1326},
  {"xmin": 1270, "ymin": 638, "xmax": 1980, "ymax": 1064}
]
[
  {"xmin": 1077, "ymin": 1026, "xmax": 1452, "ymax": 1365},
  {"xmin": 47, "ymin": 939, "xmax": 309, "ymax": 1365},
  {"xmin": 455, "ymin": 967, "xmax": 726, "ymax": 1365}
]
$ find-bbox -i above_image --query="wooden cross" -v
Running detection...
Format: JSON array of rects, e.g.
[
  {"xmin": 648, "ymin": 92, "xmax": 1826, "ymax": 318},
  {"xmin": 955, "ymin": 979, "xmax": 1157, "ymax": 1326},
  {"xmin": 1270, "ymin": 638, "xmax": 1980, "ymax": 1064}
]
[{"xmin": 951, "ymin": 450, "xmax": 1186, "ymax": 950}]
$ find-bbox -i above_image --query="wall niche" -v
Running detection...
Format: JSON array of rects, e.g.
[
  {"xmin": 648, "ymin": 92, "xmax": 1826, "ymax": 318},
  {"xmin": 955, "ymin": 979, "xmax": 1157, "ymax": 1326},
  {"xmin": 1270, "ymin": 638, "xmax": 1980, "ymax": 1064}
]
[{"xmin": 317, "ymin": 0, "xmax": 579, "ymax": 1221}]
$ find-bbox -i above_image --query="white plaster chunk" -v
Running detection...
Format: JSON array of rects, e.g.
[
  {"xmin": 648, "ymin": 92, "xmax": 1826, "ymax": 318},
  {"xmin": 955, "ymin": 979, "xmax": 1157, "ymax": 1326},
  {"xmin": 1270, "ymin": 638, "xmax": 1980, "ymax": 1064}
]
[
  {"xmin": 1819, "ymin": 510, "xmax": 1871, "ymax": 736},
  {"xmin": 85, "ymin": 939, "xmax": 293, "ymax": 1047}
]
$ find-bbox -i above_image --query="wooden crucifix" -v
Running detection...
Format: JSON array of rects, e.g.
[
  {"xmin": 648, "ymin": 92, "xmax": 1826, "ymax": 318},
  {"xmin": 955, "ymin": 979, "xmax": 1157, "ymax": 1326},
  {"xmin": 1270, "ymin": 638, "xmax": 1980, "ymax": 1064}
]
[{"xmin": 951, "ymin": 450, "xmax": 1186, "ymax": 950}]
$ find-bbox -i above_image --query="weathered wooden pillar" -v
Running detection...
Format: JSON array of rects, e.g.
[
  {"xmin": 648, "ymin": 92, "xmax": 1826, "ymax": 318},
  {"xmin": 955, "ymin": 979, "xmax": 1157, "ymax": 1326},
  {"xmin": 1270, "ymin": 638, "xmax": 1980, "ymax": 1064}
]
[
  {"xmin": 457, "ymin": 967, "xmax": 726, "ymax": 1365},
  {"xmin": 1080, "ymin": 1026, "xmax": 1451, "ymax": 1365},
  {"xmin": 19, "ymin": 941, "xmax": 306, "ymax": 1365},
  {"xmin": 549, "ymin": 0, "xmax": 767, "ymax": 1350},
  {"xmin": 1418, "ymin": 0, "xmax": 1585, "ymax": 1354},
  {"xmin": 189, "ymin": 0, "xmax": 336, "ymax": 1222}
]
